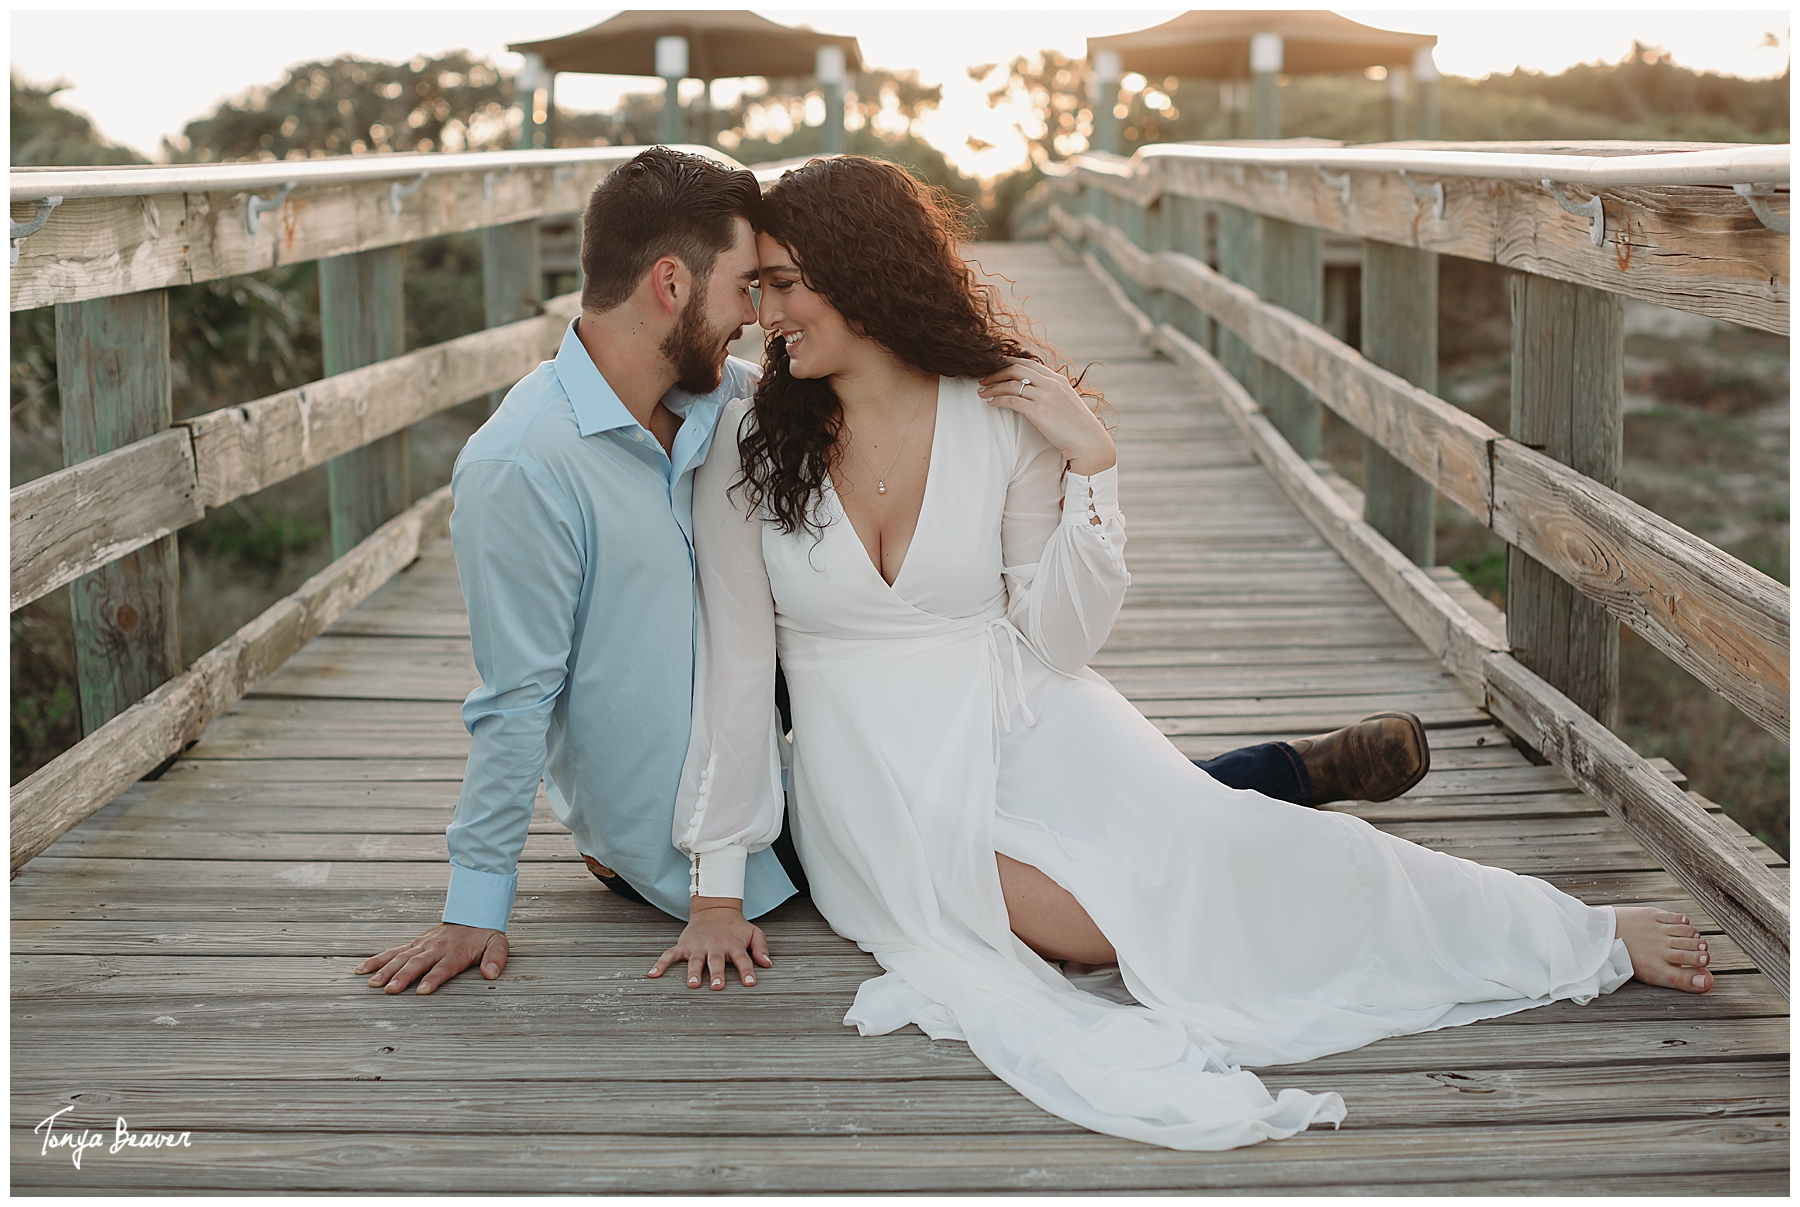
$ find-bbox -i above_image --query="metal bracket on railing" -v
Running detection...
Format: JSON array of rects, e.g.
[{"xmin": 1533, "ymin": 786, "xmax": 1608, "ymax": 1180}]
[
  {"xmin": 244, "ymin": 182, "xmax": 296, "ymax": 236},
  {"xmin": 388, "ymin": 171, "xmax": 429, "ymax": 215},
  {"xmin": 1318, "ymin": 168, "xmax": 1351, "ymax": 208},
  {"xmin": 10, "ymin": 194, "xmax": 63, "ymax": 266},
  {"xmin": 1398, "ymin": 170, "xmax": 1445, "ymax": 221},
  {"xmin": 1733, "ymin": 183, "xmax": 1790, "ymax": 235},
  {"xmin": 482, "ymin": 166, "xmax": 516, "ymax": 202},
  {"xmin": 1542, "ymin": 179, "xmax": 1605, "ymax": 247},
  {"xmin": 1258, "ymin": 166, "xmax": 1289, "ymax": 194}
]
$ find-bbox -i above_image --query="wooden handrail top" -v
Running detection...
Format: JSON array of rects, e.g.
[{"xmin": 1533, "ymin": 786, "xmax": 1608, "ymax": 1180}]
[
  {"xmin": 7, "ymin": 144, "xmax": 783, "ymax": 202},
  {"xmin": 1065, "ymin": 142, "xmax": 1789, "ymax": 189}
]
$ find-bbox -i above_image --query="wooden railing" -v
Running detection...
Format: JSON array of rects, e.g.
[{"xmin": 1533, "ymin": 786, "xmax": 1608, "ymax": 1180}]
[
  {"xmin": 9, "ymin": 145, "xmax": 783, "ymax": 873},
  {"xmin": 1023, "ymin": 140, "xmax": 1790, "ymax": 994}
]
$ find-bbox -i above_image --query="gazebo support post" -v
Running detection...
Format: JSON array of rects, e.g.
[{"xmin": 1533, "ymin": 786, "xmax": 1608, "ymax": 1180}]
[
  {"xmin": 656, "ymin": 36, "xmax": 688, "ymax": 146},
  {"xmin": 1413, "ymin": 48, "xmax": 1440, "ymax": 141},
  {"xmin": 1250, "ymin": 32, "xmax": 1282, "ymax": 139},
  {"xmin": 1091, "ymin": 49, "xmax": 1123, "ymax": 155},
  {"xmin": 817, "ymin": 46, "xmax": 846, "ymax": 154}
]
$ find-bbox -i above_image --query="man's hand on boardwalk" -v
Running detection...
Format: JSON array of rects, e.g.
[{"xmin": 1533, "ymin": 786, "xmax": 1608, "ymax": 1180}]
[
  {"xmin": 357, "ymin": 922, "xmax": 509, "ymax": 995},
  {"xmin": 648, "ymin": 896, "xmax": 771, "ymax": 990}
]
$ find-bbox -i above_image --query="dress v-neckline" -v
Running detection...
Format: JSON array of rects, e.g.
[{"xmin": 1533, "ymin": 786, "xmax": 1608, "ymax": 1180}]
[{"xmin": 827, "ymin": 377, "xmax": 945, "ymax": 592}]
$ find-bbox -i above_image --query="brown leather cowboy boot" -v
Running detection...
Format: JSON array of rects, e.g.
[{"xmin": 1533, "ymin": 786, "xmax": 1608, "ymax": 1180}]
[{"xmin": 1289, "ymin": 712, "xmax": 1430, "ymax": 806}]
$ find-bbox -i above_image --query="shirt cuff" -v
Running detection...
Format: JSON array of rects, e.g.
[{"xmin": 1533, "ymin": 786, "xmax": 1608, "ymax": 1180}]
[
  {"xmin": 442, "ymin": 861, "xmax": 518, "ymax": 932},
  {"xmin": 692, "ymin": 845, "xmax": 748, "ymax": 903},
  {"xmin": 1061, "ymin": 464, "xmax": 1121, "ymax": 527}
]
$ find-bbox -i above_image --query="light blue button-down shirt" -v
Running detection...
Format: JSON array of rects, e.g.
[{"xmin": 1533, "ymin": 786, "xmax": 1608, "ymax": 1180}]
[{"xmin": 442, "ymin": 319, "xmax": 798, "ymax": 929}]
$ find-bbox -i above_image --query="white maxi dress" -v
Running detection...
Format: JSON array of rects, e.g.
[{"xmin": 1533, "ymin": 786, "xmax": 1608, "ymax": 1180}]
[{"xmin": 673, "ymin": 381, "xmax": 1632, "ymax": 1151}]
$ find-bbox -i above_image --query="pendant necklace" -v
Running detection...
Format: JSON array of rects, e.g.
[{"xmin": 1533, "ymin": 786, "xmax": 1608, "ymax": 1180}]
[{"xmin": 847, "ymin": 382, "xmax": 929, "ymax": 495}]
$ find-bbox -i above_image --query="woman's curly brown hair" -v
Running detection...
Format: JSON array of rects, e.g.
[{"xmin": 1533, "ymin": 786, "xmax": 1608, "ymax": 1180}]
[{"xmin": 736, "ymin": 155, "xmax": 1089, "ymax": 536}]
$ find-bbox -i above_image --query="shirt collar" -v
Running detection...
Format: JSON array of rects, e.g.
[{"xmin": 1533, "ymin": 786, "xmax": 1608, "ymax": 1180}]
[
  {"xmin": 553, "ymin": 317, "xmax": 744, "ymax": 465},
  {"xmin": 553, "ymin": 318, "xmax": 639, "ymax": 438}
]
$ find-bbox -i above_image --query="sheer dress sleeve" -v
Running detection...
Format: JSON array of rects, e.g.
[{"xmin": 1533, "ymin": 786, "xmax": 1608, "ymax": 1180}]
[
  {"xmin": 1000, "ymin": 414, "xmax": 1130, "ymax": 674},
  {"xmin": 671, "ymin": 397, "xmax": 786, "ymax": 905}
]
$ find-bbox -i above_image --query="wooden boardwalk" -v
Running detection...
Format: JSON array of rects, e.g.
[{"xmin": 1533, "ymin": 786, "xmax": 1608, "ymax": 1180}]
[{"xmin": 12, "ymin": 242, "xmax": 1787, "ymax": 1194}]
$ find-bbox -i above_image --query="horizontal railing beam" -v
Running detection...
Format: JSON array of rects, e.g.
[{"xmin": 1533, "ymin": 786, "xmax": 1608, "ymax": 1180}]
[
  {"xmin": 10, "ymin": 147, "xmax": 785, "ymax": 312},
  {"xmin": 1056, "ymin": 202, "xmax": 1790, "ymax": 742},
  {"xmin": 11, "ymin": 428, "xmax": 204, "ymax": 611},
  {"xmin": 9, "ymin": 292, "xmax": 580, "ymax": 611},
  {"xmin": 1063, "ymin": 238, "xmax": 1789, "ymax": 994},
  {"xmin": 10, "ymin": 484, "xmax": 454, "ymax": 872},
  {"xmin": 1053, "ymin": 147, "xmax": 1789, "ymax": 335}
]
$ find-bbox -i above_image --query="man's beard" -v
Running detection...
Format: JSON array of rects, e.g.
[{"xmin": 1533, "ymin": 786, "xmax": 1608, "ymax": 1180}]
[{"xmin": 662, "ymin": 290, "xmax": 739, "ymax": 395}]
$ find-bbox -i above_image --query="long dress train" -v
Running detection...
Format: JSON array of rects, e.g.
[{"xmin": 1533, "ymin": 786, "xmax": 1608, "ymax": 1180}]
[{"xmin": 673, "ymin": 382, "xmax": 1630, "ymax": 1151}]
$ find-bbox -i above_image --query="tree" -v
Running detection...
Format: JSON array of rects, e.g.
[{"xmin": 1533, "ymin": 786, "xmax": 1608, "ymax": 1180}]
[{"xmin": 166, "ymin": 51, "xmax": 518, "ymax": 161}]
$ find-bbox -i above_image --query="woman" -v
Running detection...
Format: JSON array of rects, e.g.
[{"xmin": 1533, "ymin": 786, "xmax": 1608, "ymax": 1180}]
[{"xmin": 670, "ymin": 156, "xmax": 1713, "ymax": 1151}]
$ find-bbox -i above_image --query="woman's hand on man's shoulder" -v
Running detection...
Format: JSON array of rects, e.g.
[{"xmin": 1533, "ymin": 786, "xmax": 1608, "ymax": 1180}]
[{"xmin": 977, "ymin": 358, "xmax": 1117, "ymax": 477}]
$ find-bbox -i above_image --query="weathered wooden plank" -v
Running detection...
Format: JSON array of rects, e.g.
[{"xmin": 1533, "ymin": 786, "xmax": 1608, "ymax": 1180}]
[
  {"xmin": 2, "ymin": 858, "xmax": 1727, "ymax": 923},
  {"xmin": 247, "ymin": 636, "xmax": 477, "ymax": 701},
  {"xmin": 8, "ymin": 193, "xmax": 191, "ymax": 312},
  {"xmin": 481, "ymin": 218, "xmax": 544, "ymax": 414},
  {"xmin": 12, "ymin": 1061, "xmax": 1781, "ymax": 1141},
  {"xmin": 10, "ymin": 1115, "xmax": 1790, "ymax": 1193},
  {"xmin": 1150, "ymin": 319, "xmax": 1504, "ymax": 695},
  {"xmin": 320, "ymin": 247, "xmax": 409, "ymax": 555},
  {"xmin": 153, "ymin": 757, "xmax": 469, "ymax": 782},
  {"xmin": 1484, "ymin": 653, "xmax": 1790, "ymax": 997},
  {"xmin": 10, "ymin": 495, "xmax": 454, "ymax": 873},
  {"xmin": 55, "ymin": 290, "xmax": 183, "ymax": 735},
  {"xmin": 1130, "ymin": 155, "xmax": 1789, "ymax": 334},
  {"xmin": 1507, "ymin": 271, "xmax": 1624, "ymax": 729},
  {"xmin": 11, "ymin": 153, "xmax": 637, "ymax": 312},
  {"xmin": 9, "ymin": 297, "xmax": 576, "ymax": 607},
  {"xmin": 1254, "ymin": 214, "xmax": 1323, "ymax": 458},
  {"xmin": 10, "ymin": 430, "xmax": 203, "ymax": 611},
  {"xmin": 184, "ymin": 293, "xmax": 579, "ymax": 508},
  {"xmin": 1491, "ymin": 438, "xmax": 1789, "ymax": 741},
  {"xmin": 1359, "ymin": 239, "xmax": 1437, "ymax": 565}
]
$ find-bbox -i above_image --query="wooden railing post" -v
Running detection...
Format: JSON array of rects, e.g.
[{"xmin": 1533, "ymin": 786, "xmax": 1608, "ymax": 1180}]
[
  {"xmin": 1360, "ymin": 240, "xmax": 1438, "ymax": 565},
  {"xmin": 482, "ymin": 219, "xmax": 545, "ymax": 415},
  {"xmin": 320, "ymin": 248, "xmax": 410, "ymax": 557},
  {"xmin": 1215, "ymin": 206, "xmax": 1323, "ymax": 457},
  {"xmin": 1214, "ymin": 203, "xmax": 1260, "ymax": 401},
  {"xmin": 1507, "ymin": 273, "xmax": 1624, "ymax": 728},
  {"xmin": 55, "ymin": 290, "xmax": 181, "ymax": 736}
]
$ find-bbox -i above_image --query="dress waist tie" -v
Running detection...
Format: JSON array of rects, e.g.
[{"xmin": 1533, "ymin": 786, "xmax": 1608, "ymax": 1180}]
[{"xmin": 981, "ymin": 617, "xmax": 1038, "ymax": 735}]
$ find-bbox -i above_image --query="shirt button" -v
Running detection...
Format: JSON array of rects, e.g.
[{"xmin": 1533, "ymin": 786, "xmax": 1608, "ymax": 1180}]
[{"xmin": 633, "ymin": 430, "xmax": 647, "ymax": 442}]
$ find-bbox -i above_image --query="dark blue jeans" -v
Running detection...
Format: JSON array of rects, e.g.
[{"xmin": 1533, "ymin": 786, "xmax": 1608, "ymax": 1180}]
[{"xmin": 1192, "ymin": 743, "xmax": 1311, "ymax": 805}]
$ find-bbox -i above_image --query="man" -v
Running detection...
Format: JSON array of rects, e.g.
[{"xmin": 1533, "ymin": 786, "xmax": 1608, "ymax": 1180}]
[{"xmin": 357, "ymin": 147, "xmax": 1429, "ymax": 998}]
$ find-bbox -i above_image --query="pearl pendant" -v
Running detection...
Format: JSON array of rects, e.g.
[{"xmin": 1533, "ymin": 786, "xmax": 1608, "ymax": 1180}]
[{"xmin": 877, "ymin": 481, "xmax": 887, "ymax": 494}]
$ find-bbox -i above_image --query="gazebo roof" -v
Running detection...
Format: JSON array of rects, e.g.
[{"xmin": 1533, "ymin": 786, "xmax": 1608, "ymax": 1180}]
[
  {"xmin": 1089, "ymin": 10, "xmax": 1436, "ymax": 79},
  {"xmin": 509, "ymin": 10, "xmax": 863, "ymax": 80}
]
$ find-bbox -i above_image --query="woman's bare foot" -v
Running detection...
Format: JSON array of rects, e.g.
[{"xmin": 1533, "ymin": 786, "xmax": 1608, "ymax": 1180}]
[{"xmin": 1615, "ymin": 906, "xmax": 1713, "ymax": 993}]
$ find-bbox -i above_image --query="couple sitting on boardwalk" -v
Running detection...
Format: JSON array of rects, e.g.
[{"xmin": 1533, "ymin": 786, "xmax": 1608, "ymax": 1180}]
[{"xmin": 357, "ymin": 147, "xmax": 1714, "ymax": 1151}]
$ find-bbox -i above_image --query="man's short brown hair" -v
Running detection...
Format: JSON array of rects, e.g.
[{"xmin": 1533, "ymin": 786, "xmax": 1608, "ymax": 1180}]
[{"xmin": 579, "ymin": 147, "xmax": 762, "ymax": 313}]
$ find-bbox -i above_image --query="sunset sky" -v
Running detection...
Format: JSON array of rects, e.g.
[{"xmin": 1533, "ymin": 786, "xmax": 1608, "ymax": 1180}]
[{"xmin": 10, "ymin": 7, "xmax": 1791, "ymax": 178}]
